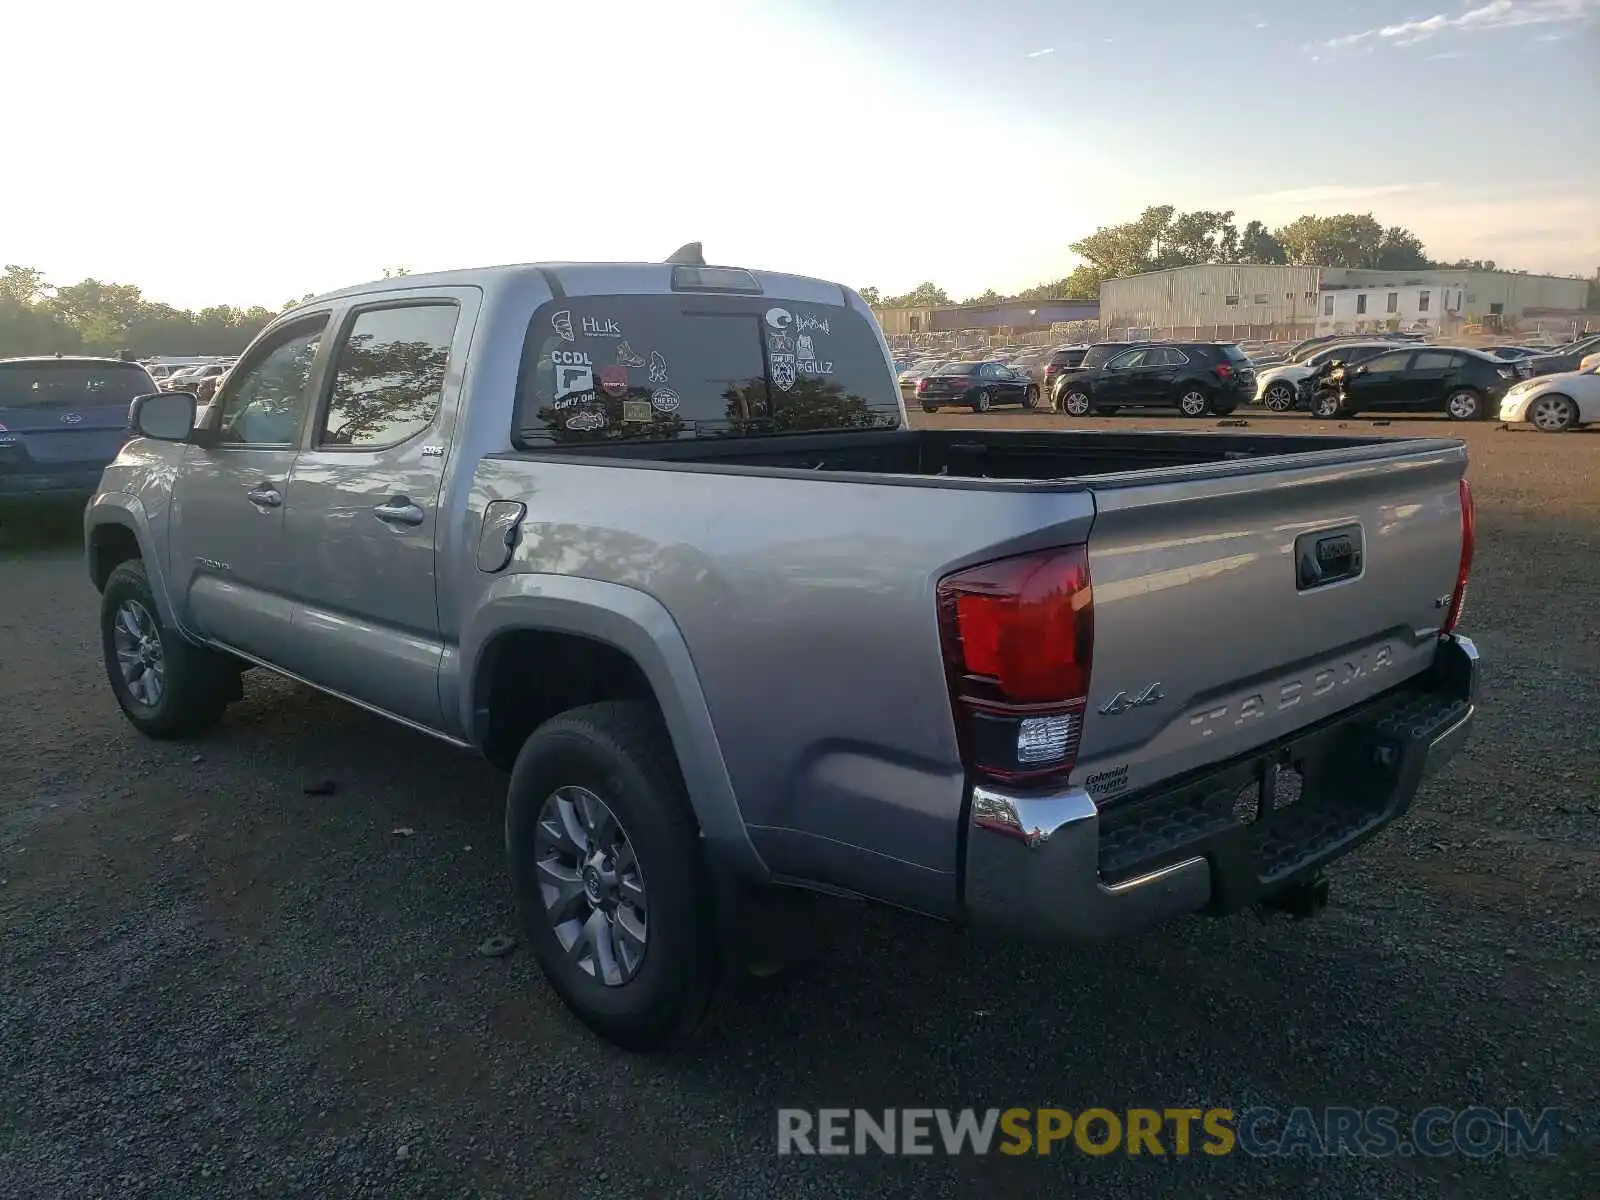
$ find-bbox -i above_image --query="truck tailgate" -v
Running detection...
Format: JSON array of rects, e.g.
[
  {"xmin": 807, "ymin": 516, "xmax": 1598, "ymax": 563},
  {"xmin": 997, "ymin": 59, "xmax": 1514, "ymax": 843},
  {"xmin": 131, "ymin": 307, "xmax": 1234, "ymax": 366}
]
[{"xmin": 1073, "ymin": 439, "xmax": 1469, "ymax": 803}]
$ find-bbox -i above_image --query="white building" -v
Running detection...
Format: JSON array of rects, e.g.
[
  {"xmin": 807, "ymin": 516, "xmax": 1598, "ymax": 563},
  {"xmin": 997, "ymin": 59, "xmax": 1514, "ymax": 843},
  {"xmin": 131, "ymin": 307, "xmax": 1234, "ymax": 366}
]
[{"xmin": 1315, "ymin": 282, "xmax": 1466, "ymax": 334}]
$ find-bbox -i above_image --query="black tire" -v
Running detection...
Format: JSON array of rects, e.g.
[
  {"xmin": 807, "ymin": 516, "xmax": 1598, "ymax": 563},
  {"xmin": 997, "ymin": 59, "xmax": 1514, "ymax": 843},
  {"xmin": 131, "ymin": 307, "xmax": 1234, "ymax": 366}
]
[
  {"xmin": 1061, "ymin": 388, "xmax": 1093, "ymax": 417},
  {"xmin": 1262, "ymin": 380, "xmax": 1298, "ymax": 412},
  {"xmin": 1444, "ymin": 387, "xmax": 1485, "ymax": 421},
  {"xmin": 100, "ymin": 559, "xmax": 237, "ymax": 739},
  {"xmin": 1021, "ymin": 385, "xmax": 1039, "ymax": 410},
  {"xmin": 505, "ymin": 701, "xmax": 716, "ymax": 1052},
  {"xmin": 1176, "ymin": 386, "xmax": 1211, "ymax": 418},
  {"xmin": 1311, "ymin": 391, "xmax": 1345, "ymax": 419},
  {"xmin": 1529, "ymin": 393, "xmax": 1577, "ymax": 433},
  {"xmin": 1212, "ymin": 399, "xmax": 1239, "ymax": 417},
  {"xmin": 973, "ymin": 390, "xmax": 992, "ymax": 413},
  {"xmin": 921, "ymin": 405, "xmax": 938, "ymax": 414}
]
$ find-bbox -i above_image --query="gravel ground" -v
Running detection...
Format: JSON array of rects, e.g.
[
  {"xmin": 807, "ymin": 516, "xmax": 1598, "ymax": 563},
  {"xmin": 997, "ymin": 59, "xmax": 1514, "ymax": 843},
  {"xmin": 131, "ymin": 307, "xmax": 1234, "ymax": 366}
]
[{"xmin": 1, "ymin": 413, "xmax": 1597, "ymax": 1198}]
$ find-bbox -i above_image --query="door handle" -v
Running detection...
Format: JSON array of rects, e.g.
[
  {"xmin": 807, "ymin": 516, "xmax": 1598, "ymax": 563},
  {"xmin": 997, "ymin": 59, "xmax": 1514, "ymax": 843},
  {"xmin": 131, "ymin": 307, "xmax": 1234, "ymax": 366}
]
[
  {"xmin": 246, "ymin": 484, "xmax": 282, "ymax": 508},
  {"xmin": 373, "ymin": 497, "xmax": 426, "ymax": 527}
]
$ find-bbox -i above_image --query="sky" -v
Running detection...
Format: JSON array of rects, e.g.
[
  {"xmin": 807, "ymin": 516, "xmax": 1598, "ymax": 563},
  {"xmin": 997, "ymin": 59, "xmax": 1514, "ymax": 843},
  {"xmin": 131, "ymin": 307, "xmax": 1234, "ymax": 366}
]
[{"xmin": 4, "ymin": 0, "xmax": 1596, "ymax": 310}]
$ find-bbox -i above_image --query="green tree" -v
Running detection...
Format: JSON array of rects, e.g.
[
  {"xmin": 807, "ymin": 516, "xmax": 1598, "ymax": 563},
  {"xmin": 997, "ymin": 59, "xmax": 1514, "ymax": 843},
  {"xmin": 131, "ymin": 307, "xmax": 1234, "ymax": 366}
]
[
  {"xmin": 881, "ymin": 282, "xmax": 951, "ymax": 307},
  {"xmin": 857, "ymin": 286, "xmax": 882, "ymax": 306},
  {"xmin": 1238, "ymin": 220, "xmax": 1287, "ymax": 264},
  {"xmin": 963, "ymin": 288, "xmax": 1004, "ymax": 305},
  {"xmin": 1375, "ymin": 225, "xmax": 1430, "ymax": 269},
  {"xmin": 1271, "ymin": 213, "xmax": 1428, "ymax": 269},
  {"xmin": 1, "ymin": 265, "xmax": 51, "ymax": 306}
]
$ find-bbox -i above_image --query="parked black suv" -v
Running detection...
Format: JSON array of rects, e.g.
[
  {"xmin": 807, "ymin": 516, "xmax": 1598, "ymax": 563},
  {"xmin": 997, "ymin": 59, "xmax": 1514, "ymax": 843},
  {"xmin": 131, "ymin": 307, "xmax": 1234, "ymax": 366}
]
[{"xmin": 1053, "ymin": 342, "xmax": 1256, "ymax": 418}]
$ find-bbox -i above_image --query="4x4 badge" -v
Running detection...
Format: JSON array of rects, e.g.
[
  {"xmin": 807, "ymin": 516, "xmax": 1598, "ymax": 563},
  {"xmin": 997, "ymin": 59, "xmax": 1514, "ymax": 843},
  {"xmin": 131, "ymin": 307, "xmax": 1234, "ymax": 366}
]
[{"xmin": 1099, "ymin": 682, "xmax": 1164, "ymax": 716}]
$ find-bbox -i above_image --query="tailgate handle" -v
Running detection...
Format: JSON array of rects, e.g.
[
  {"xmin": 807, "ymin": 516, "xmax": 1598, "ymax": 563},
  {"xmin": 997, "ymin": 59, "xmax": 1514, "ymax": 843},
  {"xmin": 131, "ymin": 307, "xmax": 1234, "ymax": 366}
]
[{"xmin": 1296, "ymin": 524, "xmax": 1364, "ymax": 590}]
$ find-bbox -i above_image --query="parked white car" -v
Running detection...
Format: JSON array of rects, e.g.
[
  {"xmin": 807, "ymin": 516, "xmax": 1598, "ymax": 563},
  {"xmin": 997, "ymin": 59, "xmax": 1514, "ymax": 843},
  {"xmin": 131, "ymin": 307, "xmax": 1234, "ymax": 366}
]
[
  {"xmin": 1253, "ymin": 341, "xmax": 1403, "ymax": 412},
  {"xmin": 1498, "ymin": 362, "xmax": 1600, "ymax": 432}
]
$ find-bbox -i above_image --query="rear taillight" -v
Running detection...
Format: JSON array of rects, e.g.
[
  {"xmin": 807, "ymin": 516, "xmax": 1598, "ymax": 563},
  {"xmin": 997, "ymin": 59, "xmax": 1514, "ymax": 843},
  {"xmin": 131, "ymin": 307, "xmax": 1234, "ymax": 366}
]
[
  {"xmin": 1441, "ymin": 478, "xmax": 1474, "ymax": 634},
  {"xmin": 936, "ymin": 547, "xmax": 1093, "ymax": 786},
  {"xmin": 916, "ymin": 378, "xmax": 929, "ymax": 393},
  {"xmin": 1215, "ymin": 362, "xmax": 1234, "ymax": 382}
]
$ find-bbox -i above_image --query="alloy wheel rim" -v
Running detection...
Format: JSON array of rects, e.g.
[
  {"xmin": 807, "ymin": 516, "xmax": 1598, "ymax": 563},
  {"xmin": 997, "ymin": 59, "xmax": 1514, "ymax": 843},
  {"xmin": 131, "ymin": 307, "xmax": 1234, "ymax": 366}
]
[
  {"xmin": 1531, "ymin": 397, "xmax": 1569, "ymax": 430},
  {"xmin": 1266, "ymin": 383, "xmax": 1294, "ymax": 411},
  {"xmin": 1181, "ymin": 391, "xmax": 1206, "ymax": 415},
  {"xmin": 1066, "ymin": 393, "xmax": 1090, "ymax": 415},
  {"xmin": 533, "ymin": 785, "xmax": 648, "ymax": 986},
  {"xmin": 1448, "ymin": 392, "xmax": 1477, "ymax": 419},
  {"xmin": 112, "ymin": 600, "xmax": 165, "ymax": 708}
]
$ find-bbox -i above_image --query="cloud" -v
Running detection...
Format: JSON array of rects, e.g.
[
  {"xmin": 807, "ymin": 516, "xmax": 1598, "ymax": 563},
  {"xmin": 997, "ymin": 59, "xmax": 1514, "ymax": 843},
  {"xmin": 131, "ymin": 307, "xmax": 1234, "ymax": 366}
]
[
  {"xmin": 1245, "ymin": 182, "xmax": 1442, "ymax": 208},
  {"xmin": 1324, "ymin": 0, "xmax": 1599, "ymax": 51},
  {"xmin": 1255, "ymin": 21, "xmax": 1269, "ymax": 28},
  {"xmin": 1024, "ymin": 47, "xmax": 1055, "ymax": 58}
]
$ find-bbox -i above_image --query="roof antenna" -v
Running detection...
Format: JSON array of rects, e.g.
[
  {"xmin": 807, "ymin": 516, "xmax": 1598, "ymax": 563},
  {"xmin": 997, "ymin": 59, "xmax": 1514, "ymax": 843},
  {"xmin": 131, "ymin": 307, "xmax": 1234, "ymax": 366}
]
[{"xmin": 665, "ymin": 242, "xmax": 705, "ymax": 266}]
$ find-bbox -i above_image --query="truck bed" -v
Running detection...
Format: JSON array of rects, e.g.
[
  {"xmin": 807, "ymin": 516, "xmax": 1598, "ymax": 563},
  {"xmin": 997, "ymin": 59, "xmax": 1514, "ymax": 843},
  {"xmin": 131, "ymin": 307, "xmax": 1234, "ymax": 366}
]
[{"xmin": 502, "ymin": 427, "xmax": 1442, "ymax": 486}]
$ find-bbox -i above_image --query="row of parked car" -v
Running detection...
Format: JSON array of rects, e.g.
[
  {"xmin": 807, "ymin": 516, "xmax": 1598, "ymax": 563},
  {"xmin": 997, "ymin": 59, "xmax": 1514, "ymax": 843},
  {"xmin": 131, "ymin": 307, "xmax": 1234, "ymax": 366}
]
[{"xmin": 894, "ymin": 330, "xmax": 1600, "ymax": 428}]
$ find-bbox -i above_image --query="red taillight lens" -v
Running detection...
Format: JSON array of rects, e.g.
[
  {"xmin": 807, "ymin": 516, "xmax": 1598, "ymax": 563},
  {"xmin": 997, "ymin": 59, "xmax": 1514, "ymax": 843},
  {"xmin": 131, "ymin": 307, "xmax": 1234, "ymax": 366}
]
[
  {"xmin": 937, "ymin": 547, "xmax": 1094, "ymax": 784},
  {"xmin": 916, "ymin": 378, "xmax": 929, "ymax": 393},
  {"xmin": 1442, "ymin": 477, "xmax": 1474, "ymax": 634},
  {"xmin": 1215, "ymin": 362, "xmax": 1234, "ymax": 382}
]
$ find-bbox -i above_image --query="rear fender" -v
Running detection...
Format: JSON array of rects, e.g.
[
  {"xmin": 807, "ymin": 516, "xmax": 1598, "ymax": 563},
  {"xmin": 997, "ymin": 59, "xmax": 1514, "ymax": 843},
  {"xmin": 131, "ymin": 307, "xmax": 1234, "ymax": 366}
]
[{"xmin": 457, "ymin": 573, "xmax": 768, "ymax": 883}]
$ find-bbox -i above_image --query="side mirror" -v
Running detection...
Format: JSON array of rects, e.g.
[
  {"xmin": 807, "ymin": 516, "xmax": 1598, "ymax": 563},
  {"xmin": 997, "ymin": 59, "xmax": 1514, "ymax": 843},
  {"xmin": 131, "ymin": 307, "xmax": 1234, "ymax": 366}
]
[{"xmin": 130, "ymin": 391, "xmax": 197, "ymax": 441}]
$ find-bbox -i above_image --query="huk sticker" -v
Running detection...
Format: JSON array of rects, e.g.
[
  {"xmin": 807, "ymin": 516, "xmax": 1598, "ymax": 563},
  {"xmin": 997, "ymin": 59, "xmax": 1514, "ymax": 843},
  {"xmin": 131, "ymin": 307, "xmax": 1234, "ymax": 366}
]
[
  {"xmin": 648, "ymin": 351, "xmax": 669, "ymax": 383},
  {"xmin": 767, "ymin": 331, "xmax": 793, "ymax": 354},
  {"xmin": 551, "ymin": 310, "xmax": 575, "ymax": 342},
  {"xmin": 598, "ymin": 365, "xmax": 629, "ymax": 398},
  {"xmin": 650, "ymin": 387, "xmax": 681, "ymax": 414},
  {"xmin": 565, "ymin": 409, "xmax": 608, "ymax": 432},
  {"xmin": 770, "ymin": 355, "xmax": 797, "ymax": 392},
  {"xmin": 622, "ymin": 399, "xmax": 653, "ymax": 424},
  {"xmin": 795, "ymin": 313, "xmax": 830, "ymax": 335},
  {"xmin": 553, "ymin": 362, "xmax": 594, "ymax": 400},
  {"xmin": 764, "ymin": 307, "xmax": 793, "ymax": 331},
  {"xmin": 616, "ymin": 341, "xmax": 646, "ymax": 368},
  {"xmin": 582, "ymin": 315, "xmax": 622, "ymax": 338}
]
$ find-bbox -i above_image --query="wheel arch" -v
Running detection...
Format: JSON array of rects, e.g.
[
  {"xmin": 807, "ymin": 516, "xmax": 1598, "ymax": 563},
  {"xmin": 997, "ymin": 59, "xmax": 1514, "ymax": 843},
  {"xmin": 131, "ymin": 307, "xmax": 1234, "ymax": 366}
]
[
  {"xmin": 84, "ymin": 496, "xmax": 179, "ymax": 626},
  {"xmin": 459, "ymin": 574, "xmax": 768, "ymax": 883}
]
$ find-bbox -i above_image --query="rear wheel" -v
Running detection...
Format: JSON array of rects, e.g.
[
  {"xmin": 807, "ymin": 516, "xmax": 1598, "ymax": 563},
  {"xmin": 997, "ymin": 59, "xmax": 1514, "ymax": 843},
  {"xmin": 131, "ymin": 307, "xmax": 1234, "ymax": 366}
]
[
  {"xmin": 1445, "ymin": 388, "xmax": 1484, "ymax": 421},
  {"xmin": 1529, "ymin": 394, "xmax": 1577, "ymax": 432},
  {"xmin": 1177, "ymin": 387, "xmax": 1211, "ymax": 417},
  {"xmin": 921, "ymin": 405, "xmax": 938, "ymax": 414},
  {"xmin": 1061, "ymin": 389, "xmax": 1092, "ymax": 417},
  {"xmin": 505, "ymin": 701, "xmax": 716, "ymax": 1051},
  {"xmin": 1262, "ymin": 380, "xmax": 1298, "ymax": 412},
  {"xmin": 100, "ymin": 560, "xmax": 238, "ymax": 739},
  {"xmin": 1311, "ymin": 391, "xmax": 1345, "ymax": 419},
  {"xmin": 972, "ymin": 390, "xmax": 992, "ymax": 413},
  {"xmin": 1212, "ymin": 399, "xmax": 1239, "ymax": 416},
  {"xmin": 1022, "ymin": 385, "xmax": 1039, "ymax": 410}
]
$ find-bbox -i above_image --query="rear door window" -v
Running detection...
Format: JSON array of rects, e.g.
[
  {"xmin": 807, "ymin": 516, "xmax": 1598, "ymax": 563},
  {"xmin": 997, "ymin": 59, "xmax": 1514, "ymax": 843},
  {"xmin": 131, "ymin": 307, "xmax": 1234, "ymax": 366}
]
[{"xmin": 514, "ymin": 295, "xmax": 900, "ymax": 445}]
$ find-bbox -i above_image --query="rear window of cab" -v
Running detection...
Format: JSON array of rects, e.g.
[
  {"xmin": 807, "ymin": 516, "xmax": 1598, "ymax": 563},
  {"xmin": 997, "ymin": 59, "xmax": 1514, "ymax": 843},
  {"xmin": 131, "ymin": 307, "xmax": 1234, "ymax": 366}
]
[{"xmin": 512, "ymin": 295, "xmax": 901, "ymax": 446}]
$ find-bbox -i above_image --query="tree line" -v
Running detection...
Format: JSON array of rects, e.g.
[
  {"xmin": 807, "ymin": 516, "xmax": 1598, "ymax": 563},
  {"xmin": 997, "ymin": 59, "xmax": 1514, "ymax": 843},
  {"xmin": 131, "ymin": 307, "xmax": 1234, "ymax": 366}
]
[
  {"xmin": 861, "ymin": 205, "xmax": 1589, "ymax": 310},
  {"xmin": 0, "ymin": 264, "xmax": 306, "ymax": 360}
]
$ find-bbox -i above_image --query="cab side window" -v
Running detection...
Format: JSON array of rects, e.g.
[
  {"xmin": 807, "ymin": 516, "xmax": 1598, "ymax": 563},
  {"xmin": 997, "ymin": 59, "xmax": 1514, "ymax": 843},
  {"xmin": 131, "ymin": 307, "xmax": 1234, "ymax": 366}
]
[
  {"xmin": 317, "ymin": 304, "xmax": 459, "ymax": 448},
  {"xmin": 215, "ymin": 318, "xmax": 327, "ymax": 446}
]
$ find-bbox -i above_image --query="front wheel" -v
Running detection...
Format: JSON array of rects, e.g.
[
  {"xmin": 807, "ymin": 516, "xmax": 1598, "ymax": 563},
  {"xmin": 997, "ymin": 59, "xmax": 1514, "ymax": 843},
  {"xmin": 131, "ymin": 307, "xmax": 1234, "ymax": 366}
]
[
  {"xmin": 1262, "ymin": 381, "xmax": 1298, "ymax": 413},
  {"xmin": 1529, "ymin": 394, "xmax": 1577, "ymax": 432},
  {"xmin": 1177, "ymin": 387, "xmax": 1211, "ymax": 417},
  {"xmin": 1022, "ymin": 385, "xmax": 1039, "ymax": 410},
  {"xmin": 1311, "ymin": 390, "xmax": 1344, "ymax": 419},
  {"xmin": 1061, "ymin": 389, "xmax": 1093, "ymax": 417},
  {"xmin": 1445, "ymin": 388, "xmax": 1485, "ymax": 421},
  {"xmin": 972, "ymin": 390, "xmax": 992, "ymax": 413},
  {"xmin": 505, "ymin": 701, "xmax": 716, "ymax": 1051},
  {"xmin": 101, "ymin": 559, "xmax": 238, "ymax": 739}
]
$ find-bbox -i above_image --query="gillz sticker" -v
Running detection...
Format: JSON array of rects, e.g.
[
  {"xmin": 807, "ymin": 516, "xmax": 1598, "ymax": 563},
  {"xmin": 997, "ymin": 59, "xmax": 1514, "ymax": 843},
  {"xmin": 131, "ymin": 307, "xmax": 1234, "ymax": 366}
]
[
  {"xmin": 622, "ymin": 399, "xmax": 653, "ymax": 423},
  {"xmin": 648, "ymin": 351, "xmax": 669, "ymax": 383},
  {"xmin": 598, "ymin": 365, "xmax": 629, "ymax": 398},
  {"xmin": 764, "ymin": 307, "xmax": 793, "ymax": 331},
  {"xmin": 551, "ymin": 310, "xmax": 575, "ymax": 342},
  {"xmin": 616, "ymin": 341, "xmax": 646, "ymax": 368},
  {"xmin": 650, "ymin": 387, "xmax": 681, "ymax": 414},
  {"xmin": 565, "ymin": 409, "xmax": 608, "ymax": 432},
  {"xmin": 582, "ymin": 315, "xmax": 622, "ymax": 338},
  {"xmin": 795, "ymin": 313, "xmax": 830, "ymax": 335},
  {"xmin": 553, "ymin": 363, "xmax": 594, "ymax": 400},
  {"xmin": 766, "ymin": 331, "xmax": 793, "ymax": 354},
  {"xmin": 770, "ymin": 354, "xmax": 796, "ymax": 392},
  {"xmin": 797, "ymin": 359, "xmax": 834, "ymax": 376}
]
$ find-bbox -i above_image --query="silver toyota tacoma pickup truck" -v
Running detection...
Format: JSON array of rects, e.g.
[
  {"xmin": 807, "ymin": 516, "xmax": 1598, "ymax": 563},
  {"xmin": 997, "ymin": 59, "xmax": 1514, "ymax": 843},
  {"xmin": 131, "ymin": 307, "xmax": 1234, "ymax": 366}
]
[{"xmin": 85, "ymin": 250, "xmax": 1480, "ymax": 1049}]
